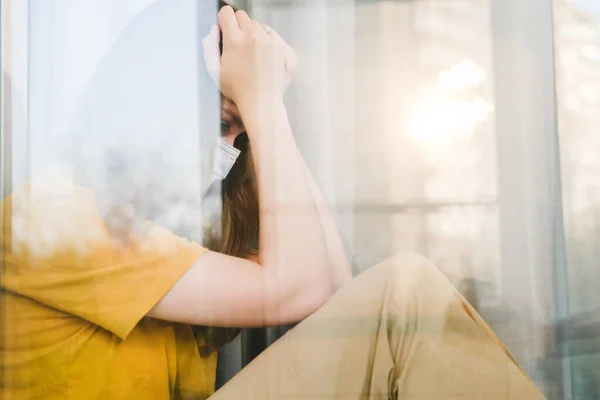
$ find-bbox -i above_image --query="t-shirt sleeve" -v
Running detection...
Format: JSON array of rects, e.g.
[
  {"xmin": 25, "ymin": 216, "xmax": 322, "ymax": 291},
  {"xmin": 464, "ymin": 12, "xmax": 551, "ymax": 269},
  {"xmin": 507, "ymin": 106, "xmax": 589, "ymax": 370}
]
[{"xmin": 1, "ymin": 174, "xmax": 208, "ymax": 340}]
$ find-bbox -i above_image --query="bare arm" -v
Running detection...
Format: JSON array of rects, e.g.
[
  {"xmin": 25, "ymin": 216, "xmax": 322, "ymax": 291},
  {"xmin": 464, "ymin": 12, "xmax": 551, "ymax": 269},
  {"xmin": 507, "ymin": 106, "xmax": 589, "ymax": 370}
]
[
  {"xmin": 148, "ymin": 8, "xmax": 336, "ymax": 327},
  {"xmin": 263, "ymin": 24, "xmax": 352, "ymax": 287},
  {"xmin": 149, "ymin": 102, "xmax": 332, "ymax": 327},
  {"xmin": 300, "ymin": 157, "xmax": 353, "ymax": 288}
]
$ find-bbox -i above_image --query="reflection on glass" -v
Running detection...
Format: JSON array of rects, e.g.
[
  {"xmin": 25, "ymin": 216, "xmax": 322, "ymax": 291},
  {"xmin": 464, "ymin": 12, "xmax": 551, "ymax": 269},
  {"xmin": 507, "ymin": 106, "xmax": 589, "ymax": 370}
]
[
  {"xmin": 3, "ymin": 0, "xmax": 599, "ymax": 397},
  {"xmin": 353, "ymin": 0, "xmax": 498, "ymax": 287},
  {"xmin": 410, "ymin": 59, "xmax": 493, "ymax": 143},
  {"xmin": 554, "ymin": 0, "xmax": 600, "ymax": 397}
]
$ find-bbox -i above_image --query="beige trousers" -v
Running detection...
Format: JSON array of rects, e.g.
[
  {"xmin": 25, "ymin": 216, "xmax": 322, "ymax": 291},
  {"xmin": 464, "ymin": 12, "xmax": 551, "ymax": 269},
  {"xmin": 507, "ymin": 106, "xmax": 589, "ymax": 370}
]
[{"xmin": 211, "ymin": 253, "xmax": 545, "ymax": 399}]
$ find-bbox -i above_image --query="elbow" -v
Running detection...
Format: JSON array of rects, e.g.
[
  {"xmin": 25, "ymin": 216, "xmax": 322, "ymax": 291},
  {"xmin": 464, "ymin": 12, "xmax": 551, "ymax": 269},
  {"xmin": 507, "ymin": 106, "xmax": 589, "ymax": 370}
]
[
  {"xmin": 276, "ymin": 272, "xmax": 334, "ymax": 324},
  {"xmin": 336, "ymin": 264, "xmax": 354, "ymax": 287}
]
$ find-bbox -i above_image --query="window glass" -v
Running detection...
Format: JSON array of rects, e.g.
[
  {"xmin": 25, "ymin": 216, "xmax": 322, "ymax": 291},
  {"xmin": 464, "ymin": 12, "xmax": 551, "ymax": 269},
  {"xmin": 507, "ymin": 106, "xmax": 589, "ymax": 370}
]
[
  {"xmin": 554, "ymin": 0, "xmax": 600, "ymax": 397},
  {"xmin": 2, "ymin": 0, "xmax": 598, "ymax": 398}
]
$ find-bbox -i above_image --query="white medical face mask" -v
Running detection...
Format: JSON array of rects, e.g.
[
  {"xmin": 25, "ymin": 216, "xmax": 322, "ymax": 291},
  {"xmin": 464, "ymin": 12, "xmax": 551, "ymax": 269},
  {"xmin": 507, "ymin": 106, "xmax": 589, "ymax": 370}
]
[
  {"xmin": 211, "ymin": 138, "xmax": 241, "ymax": 182},
  {"xmin": 198, "ymin": 138, "xmax": 241, "ymax": 241}
]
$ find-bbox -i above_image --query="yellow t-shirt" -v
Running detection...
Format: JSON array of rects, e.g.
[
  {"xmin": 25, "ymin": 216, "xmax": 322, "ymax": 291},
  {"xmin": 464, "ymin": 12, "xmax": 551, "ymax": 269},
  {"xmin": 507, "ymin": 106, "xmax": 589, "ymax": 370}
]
[{"xmin": 0, "ymin": 174, "xmax": 216, "ymax": 399}]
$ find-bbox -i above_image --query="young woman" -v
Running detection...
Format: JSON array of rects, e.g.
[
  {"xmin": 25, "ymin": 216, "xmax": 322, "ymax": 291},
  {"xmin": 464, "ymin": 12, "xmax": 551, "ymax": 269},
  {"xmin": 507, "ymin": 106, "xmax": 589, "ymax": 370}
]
[{"xmin": 0, "ymin": 1, "xmax": 544, "ymax": 399}]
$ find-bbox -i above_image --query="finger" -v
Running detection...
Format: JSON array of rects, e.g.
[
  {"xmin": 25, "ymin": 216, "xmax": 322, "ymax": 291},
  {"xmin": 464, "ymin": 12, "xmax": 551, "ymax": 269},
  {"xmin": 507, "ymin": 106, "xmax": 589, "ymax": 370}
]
[
  {"xmin": 263, "ymin": 28, "xmax": 286, "ymax": 48},
  {"xmin": 252, "ymin": 20, "xmax": 269, "ymax": 39},
  {"xmin": 235, "ymin": 10, "xmax": 254, "ymax": 31},
  {"xmin": 202, "ymin": 25, "xmax": 221, "ymax": 86},
  {"xmin": 284, "ymin": 46, "xmax": 299, "ymax": 74},
  {"xmin": 218, "ymin": 5, "xmax": 240, "ymax": 44},
  {"xmin": 266, "ymin": 28, "xmax": 299, "ymax": 72}
]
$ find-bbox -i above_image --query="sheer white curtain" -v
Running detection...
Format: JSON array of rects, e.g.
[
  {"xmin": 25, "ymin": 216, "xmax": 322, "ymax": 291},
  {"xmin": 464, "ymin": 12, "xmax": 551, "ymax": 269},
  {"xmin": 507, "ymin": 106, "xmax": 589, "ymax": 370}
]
[{"xmin": 2, "ymin": 0, "xmax": 29, "ymax": 195}]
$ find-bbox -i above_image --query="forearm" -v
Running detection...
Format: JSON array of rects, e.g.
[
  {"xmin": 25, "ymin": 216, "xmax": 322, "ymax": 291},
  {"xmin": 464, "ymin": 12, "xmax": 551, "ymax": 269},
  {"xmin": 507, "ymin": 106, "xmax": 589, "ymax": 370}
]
[
  {"xmin": 242, "ymin": 154, "xmax": 352, "ymax": 292},
  {"xmin": 238, "ymin": 99, "xmax": 332, "ymax": 303},
  {"xmin": 299, "ymin": 158, "xmax": 353, "ymax": 289}
]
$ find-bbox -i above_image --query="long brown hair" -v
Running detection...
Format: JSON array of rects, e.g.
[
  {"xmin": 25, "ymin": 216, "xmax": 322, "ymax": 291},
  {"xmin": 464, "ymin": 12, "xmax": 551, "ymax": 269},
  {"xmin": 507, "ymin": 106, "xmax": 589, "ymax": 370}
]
[{"xmin": 195, "ymin": 0, "xmax": 260, "ymax": 356}]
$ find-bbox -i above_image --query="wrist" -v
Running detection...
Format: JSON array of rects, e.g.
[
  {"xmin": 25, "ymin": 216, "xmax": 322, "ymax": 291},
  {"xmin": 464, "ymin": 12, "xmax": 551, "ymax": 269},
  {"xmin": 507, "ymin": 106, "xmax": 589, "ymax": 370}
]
[
  {"xmin": 237, "ymin": 99, "xmax": 288, "ymax": 145},
  {"xmin": 235, "ymin": 92, "xmax": 285, "ymax": 120}
]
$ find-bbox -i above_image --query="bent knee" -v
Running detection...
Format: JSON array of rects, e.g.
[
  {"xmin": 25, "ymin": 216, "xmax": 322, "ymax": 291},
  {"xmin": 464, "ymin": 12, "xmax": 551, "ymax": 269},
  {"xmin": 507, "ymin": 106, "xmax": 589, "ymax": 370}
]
[
  {"xmin": 369, "ymin": 253, "xmax": 445, "ymax": 287},
  {"xmin": 366, "ymin": 254, "xmax": 464, "ymax": 326},
  {"xmin": 365, "ymin": 253, "xmax": 459, "ymax": 308}
]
